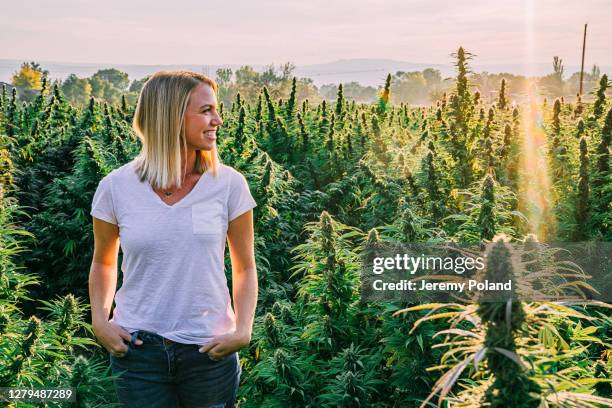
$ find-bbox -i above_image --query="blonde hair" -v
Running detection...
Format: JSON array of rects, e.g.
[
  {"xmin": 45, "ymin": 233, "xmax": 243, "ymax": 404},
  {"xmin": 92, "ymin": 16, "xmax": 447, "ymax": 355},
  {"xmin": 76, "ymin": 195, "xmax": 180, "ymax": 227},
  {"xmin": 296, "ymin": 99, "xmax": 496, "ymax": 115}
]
[{"xmin": 132, "ymin": 70, "xmax": 220, "ymax": 190}]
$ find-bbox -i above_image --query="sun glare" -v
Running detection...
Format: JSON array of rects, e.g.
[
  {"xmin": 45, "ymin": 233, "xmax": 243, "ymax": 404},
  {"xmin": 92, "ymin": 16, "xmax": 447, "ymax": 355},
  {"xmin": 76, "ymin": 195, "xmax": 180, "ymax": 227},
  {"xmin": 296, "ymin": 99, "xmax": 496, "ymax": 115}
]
[{"xmin": 519, "ymin": 0, "xmax": 555, "ymax": 240}]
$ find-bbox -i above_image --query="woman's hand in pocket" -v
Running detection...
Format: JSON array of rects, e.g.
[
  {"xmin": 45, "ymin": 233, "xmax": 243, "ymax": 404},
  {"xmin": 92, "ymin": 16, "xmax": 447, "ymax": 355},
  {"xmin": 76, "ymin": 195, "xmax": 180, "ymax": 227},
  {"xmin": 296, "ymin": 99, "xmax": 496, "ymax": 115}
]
[
  {"xmin": 198, "ymin": 330, "xmax": 251, "ymax": 360},
  {"xmin": 93, "ymin": 320, "xmax": 143, "ymax": 357}
]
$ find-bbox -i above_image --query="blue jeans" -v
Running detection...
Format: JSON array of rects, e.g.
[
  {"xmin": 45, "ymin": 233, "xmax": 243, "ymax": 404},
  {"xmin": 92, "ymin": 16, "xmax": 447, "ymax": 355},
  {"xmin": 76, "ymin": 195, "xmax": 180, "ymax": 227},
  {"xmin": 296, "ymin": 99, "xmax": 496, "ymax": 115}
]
[{"xmin": 109, "ymin": 329, "xmax": 241, "ymax": 408}]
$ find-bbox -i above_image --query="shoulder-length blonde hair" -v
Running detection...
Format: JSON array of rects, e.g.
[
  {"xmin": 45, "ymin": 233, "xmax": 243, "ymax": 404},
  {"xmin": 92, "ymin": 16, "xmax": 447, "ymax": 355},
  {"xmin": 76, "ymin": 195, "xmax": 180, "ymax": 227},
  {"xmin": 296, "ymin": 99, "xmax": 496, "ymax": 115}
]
[{"xmin": 132, "ymin": 70, "xmax": 220, "ymax": 190}]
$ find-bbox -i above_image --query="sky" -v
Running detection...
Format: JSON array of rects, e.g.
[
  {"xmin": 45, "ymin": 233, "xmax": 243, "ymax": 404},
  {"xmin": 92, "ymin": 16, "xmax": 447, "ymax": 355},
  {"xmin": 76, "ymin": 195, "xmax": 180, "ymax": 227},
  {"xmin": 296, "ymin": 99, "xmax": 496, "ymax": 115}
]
[{"xmin": 1, "ymin": 0, "xmax": 611, "ymax": 67}]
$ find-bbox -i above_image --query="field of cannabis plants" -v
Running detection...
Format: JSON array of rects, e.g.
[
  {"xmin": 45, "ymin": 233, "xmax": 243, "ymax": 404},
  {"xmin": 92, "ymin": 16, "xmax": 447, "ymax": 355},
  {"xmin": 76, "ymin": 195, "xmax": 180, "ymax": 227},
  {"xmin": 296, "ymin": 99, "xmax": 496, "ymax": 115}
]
[{"xmin": 0, "ymin": 47, "xmax": 610, "ymax": 407}]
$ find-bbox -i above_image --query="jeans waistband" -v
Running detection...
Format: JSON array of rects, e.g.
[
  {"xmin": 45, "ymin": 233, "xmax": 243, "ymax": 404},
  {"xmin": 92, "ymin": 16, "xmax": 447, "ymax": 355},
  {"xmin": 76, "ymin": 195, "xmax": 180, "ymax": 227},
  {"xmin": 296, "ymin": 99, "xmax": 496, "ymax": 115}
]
[{"xmin": 131, "ymin": 329, "xmax": 179, "ymax": 345}]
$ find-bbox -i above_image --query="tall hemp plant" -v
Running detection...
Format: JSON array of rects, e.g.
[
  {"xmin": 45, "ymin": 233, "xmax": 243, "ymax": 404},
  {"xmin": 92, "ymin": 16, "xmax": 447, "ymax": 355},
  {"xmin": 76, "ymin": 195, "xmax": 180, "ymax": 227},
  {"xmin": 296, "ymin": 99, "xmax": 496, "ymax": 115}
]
[
  {"xmin": 0, "ymin": 166, "xmax": 117, "ymax": 407},
  {"xmin": 393, "ymin": 234, "xmax": 612, "ymax": 407}
]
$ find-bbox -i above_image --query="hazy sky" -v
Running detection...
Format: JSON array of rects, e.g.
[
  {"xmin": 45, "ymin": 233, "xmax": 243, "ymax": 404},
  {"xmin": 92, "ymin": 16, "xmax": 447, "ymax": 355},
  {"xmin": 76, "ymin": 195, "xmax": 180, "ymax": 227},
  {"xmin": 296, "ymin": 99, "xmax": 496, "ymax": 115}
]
[{"xmin": 2, "ymin": 0, "xmax": 611, "ymax": 66}]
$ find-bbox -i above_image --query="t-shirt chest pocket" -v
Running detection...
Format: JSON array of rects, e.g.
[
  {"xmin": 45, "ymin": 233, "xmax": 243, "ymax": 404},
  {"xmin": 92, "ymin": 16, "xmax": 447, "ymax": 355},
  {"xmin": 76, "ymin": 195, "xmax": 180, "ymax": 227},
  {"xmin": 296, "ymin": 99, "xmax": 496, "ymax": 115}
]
[{"xmin": 192, "ymin": 202, "xmax": 225, "ymax": 235}]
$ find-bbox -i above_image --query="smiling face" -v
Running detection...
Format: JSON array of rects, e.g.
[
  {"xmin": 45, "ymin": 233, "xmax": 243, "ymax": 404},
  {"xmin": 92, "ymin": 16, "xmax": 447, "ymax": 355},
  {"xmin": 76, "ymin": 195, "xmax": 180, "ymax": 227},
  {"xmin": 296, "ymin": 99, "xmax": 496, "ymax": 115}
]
[{"xmin": 183, "ymin": 83, "xmax": 223, "ymax": 152}]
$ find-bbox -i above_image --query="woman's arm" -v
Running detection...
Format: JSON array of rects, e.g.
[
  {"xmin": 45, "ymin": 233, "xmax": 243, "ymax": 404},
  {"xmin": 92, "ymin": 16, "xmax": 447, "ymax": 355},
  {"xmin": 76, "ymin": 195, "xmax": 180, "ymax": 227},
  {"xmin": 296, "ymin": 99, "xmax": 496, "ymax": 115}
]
[
  {"xmin": 89, "ymin": 217, "xmax": 140, "ymax": 354},
  {"xmin": 89, "ymin": 217, "xmax": 120, "ymax": 326},
  {"xmin": 199, "ymin": 209, "xmax": 257, "ymax": 358},
  {"xmin": 227, "ymin": 210, "xmax": 257, "ymax": 344},
  {"xmin": 227, "ymin": 209, "xmax": 258, "ymax": 342}
]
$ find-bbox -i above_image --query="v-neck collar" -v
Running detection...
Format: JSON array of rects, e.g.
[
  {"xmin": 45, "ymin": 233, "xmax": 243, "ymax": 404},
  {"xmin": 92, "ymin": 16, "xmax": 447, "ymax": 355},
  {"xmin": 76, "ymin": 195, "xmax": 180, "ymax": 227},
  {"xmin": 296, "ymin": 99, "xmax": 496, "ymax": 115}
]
[{"xmin": 146, "ymin": 171, "xmax": 209, "ymax": 209}]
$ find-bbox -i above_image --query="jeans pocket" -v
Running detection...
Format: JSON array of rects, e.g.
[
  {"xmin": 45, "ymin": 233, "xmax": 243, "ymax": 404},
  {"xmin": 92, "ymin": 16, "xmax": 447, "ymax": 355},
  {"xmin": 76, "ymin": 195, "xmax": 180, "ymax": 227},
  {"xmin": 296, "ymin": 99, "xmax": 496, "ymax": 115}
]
[
  {"xmin": 204, "ymin": 352, "xmax": 221, "ymax": 362},
  {"xmin": 118, "ymin": 342, "xmax": 131, "ymax": 359},
  {"xmin": 110, "ymin": 347, "xmax": 129, "ymax": 363},
  {"xmin": 111, "ymin": 332, "xmax": 139, "ymax": 360}
]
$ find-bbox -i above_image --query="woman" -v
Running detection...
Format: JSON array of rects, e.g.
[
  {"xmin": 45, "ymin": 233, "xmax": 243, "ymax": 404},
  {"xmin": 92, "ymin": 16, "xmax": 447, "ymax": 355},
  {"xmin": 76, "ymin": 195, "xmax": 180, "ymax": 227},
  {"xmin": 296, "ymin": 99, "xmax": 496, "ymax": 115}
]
[{"xmin": 88, "ymin": 70, "xmax": 257, "ymax": 408}]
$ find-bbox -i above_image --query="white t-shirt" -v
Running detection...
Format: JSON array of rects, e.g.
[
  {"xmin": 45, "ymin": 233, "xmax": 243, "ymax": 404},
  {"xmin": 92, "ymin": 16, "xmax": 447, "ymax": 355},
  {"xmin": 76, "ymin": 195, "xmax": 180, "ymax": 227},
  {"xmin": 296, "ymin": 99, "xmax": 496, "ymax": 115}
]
[{"xmin": 90, "ymin": 160, "xmax": 256, "ymax": 345}]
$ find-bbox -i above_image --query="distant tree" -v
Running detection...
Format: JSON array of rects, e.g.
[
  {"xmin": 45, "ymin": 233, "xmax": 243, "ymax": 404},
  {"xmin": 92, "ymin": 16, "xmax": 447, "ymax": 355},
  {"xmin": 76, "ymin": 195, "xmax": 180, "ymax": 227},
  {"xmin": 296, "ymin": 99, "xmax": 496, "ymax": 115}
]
[
  {"xmin": 215, "ymin": 68, "xmax": 233, "ymax": 103},
  {"xmin": 216, "ymin": 68, "xmax": 233, "ymax": 85},
  {"xmin": 61, "ymin": 74, "xmax": 92, "ymax": 106},
  {"xmin": 259, "ymin": 62, "xmax": 295, "ymax": 91},
  {"xmin": 553, "ymin": 56, "xmax": 564, "ymax": 80},
  {"xmin": 566, "ymin": 71, "xmax": 600, "ymax": 96},
  {"xmin": 128, "ymin": 76, "xmax": 150, "ymax": 93},
  {"xmin": 280, "ymin": 62, "xmax": 296, "ymax": 81},
  {"xmin": 319, "ymin": 82, "xmax": 376, "ymax": 103},
  {"xmin": 265, "ymin": 62, "xmax": 295, "ymax": 98},
  {"xmin": 391, "ymin": 71, "xmax": 428, "ymax": 104},
  {"xmin": 89, "ymin": 76, "xmax": 109, "ymax": 99},
  {"xmin": 91, "ymin": 68, "xmax": 129, "ymax": 90},
  {"xmin": 591, "ymin": 65, "xmax": 601, "ymax": 81},
  {"xmin": 540, "ymin": 56, "xmax": 565, "ymax": 97},
  {"xmin": 422, "ymin": 68, "xmax": 442, "ymax": 87},
  {"xmin": 88, "ymin": 69, "xmax": 129, "ymax": 105},
  {"xmin": 295, "ymin": 78, "xmax": 320, "ymax": 104},
  {"xmin": 234, "ymin": 65, "xmax": 263, "ymax": 101},
  {"xmin": 319, "ymin": 84, "xmax": 338, "ymax": 101},
  {"xmin": 469, "ymin": 73, "xmax": 526, "ymax": 104},
  {"xmin": 219, "ymin": 63, "xmax": 305, "ymax": 104},
  {"xmin": 11, "ymin": 61, "xmax": 48, "ymax": 101}
]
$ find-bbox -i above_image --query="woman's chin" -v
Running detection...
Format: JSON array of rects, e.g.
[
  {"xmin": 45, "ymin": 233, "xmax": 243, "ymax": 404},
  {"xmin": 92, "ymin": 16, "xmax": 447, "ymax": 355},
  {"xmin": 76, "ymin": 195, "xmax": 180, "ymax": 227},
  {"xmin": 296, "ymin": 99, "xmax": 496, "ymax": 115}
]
[
  {"xmin": 189, "ymin": 139, "xmax": 216, "ymax": 152},
  {"xmin": 199, "ymin": 142, "xmax": 215, "ymax": 151}
]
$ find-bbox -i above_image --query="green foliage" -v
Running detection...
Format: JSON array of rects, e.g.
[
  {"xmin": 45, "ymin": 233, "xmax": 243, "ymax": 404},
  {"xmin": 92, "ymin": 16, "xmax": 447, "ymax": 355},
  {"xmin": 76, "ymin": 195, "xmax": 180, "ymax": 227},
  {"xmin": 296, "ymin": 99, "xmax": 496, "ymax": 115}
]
[
  {"xmin": 497, "ymin": 78, "xmax": 507, "ymax": 110},
  {"xmin": 376, "ymin": 74, "xmax": 392, "ymax": 117},
  {"xmin": 1, "ymin": 52, "xmax": 610, "ymax": 407},
  {"xmin": 0, "ymin": 190, "xmax": 117, "ymax": 405},
  {"xmin": 11, "ymin": 62, "xmax": 48, "ymax": 102},
  {"xmin": 61, "ymin": 74, "xmax": 92, "ymax": 106},
  {"xmin": 397, "ymin": 235, "xmax": 612, "ymax": 408},
  {"xmin": 445, "ymin": 174, "xmax": 524, "ymax": 243},
  {"xmin": 478, "ymin": 240, "xmax": 541, "ymax": 407},
  {"xmin": 319, "ymin": 82, "xmax": 377, "ymax": 103},
  {"xmin": 574, "ymin": 137, "xmax": 590, "ymax": 240},
  {"xmin": 592, "ymin": 74, "xmax": 609, "ymax": 119},
  {"xmin": 477, "ymin": 174, "xmax": 497, "ymax": 241}
]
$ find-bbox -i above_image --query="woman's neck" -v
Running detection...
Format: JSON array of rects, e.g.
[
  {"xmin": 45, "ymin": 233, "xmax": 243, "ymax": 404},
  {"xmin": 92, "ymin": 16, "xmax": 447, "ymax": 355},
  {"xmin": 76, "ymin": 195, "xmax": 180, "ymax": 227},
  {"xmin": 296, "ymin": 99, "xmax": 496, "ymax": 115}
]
[{"xmin": 181, "ymin": 149, "xmax": 197, "ymax": 177}]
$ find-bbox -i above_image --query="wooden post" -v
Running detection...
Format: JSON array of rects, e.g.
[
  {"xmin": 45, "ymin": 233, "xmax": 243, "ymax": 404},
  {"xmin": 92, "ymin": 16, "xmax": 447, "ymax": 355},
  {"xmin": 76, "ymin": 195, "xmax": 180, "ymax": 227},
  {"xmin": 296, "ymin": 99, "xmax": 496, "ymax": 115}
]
[{"xmin": 579, "ymin": 24, "xmax": 587, "ymax": 96}]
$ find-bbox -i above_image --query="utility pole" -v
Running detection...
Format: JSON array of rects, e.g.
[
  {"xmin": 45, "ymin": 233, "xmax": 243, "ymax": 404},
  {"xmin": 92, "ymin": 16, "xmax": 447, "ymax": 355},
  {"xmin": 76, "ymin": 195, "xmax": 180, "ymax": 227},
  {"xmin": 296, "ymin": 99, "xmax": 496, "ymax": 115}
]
[{"xmin": 579, "ymin": 23, "xmax": 587, "ymax": 95}]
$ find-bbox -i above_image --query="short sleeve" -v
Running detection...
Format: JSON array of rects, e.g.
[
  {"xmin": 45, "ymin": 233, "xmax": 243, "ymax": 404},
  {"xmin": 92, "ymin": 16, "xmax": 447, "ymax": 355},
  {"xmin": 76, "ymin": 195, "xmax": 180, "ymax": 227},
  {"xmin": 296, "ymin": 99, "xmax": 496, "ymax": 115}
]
[
  {"xmin": 228, "ymin": 170, "xmax": 257, "ymax": 222},
  {"xmin": 90, "ymin": 175, "xmax": 118, "ymax": 225}
]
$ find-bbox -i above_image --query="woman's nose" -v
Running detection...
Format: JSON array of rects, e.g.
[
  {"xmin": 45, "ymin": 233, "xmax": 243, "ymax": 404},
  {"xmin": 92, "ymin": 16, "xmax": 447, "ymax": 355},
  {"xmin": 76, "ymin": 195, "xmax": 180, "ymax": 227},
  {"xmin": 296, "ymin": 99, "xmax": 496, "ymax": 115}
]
[{"xmin": 214, "ymin": 114, "xmax": 223, "ymax": 127}]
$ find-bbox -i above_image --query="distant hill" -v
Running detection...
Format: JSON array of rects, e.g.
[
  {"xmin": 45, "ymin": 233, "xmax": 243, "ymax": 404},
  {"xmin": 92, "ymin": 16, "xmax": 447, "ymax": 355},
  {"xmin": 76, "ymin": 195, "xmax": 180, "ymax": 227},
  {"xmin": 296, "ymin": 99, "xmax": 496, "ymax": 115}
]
[
  {"xmin": 294, "ymin": 59, "xmax": 451, "ymax": 87},
  {"xmin": 1, "ymin": 58, "xmax": 610, "ymax": 88},
  {"xmin": 0, "ymin": 81, "xmax": 14, "ymax": 92}
]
